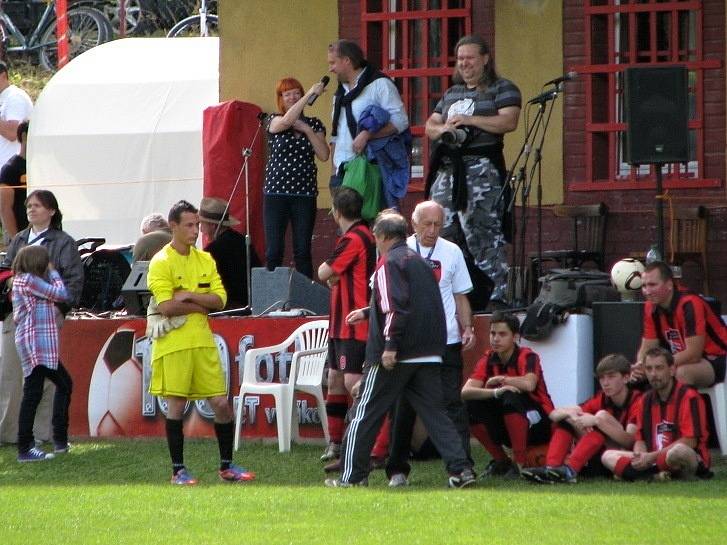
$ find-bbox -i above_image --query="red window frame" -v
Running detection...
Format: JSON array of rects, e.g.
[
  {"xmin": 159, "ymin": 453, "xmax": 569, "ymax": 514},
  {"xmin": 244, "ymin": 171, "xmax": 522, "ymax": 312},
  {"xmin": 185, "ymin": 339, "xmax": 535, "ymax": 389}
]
[
  {"xmin": 570, "ymin": 0, "xmax": 721, "ymax": 191},
  {"xmin": 360, "ymin": 1, "xmax": 472, "ymax": 190}
]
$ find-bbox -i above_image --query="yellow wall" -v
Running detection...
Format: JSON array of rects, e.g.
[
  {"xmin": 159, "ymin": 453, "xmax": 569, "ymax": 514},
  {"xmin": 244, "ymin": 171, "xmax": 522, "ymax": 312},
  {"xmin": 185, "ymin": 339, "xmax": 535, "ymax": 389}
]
[
  {"xmin": 496, "ymin": 0, "xmax": 564, "ymax": 205},
  {"xmin": 219, "ymin": 0, "xmax": 338, "ymax": 206}
]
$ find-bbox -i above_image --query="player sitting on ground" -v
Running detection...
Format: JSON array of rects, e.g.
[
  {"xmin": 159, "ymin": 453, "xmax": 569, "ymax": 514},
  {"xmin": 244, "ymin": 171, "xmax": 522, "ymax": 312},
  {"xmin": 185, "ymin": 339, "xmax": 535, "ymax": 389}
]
[
  {"xmin": 601, "ymin": 347, "xmax": 712, "ymax": 481},
  {"xmin": 521, "ymin": 354, "xmax": 640, "ymax": 484},
  {"xmin": 461, "ymin": 311, "xmax": 554, "ymax": 478}
]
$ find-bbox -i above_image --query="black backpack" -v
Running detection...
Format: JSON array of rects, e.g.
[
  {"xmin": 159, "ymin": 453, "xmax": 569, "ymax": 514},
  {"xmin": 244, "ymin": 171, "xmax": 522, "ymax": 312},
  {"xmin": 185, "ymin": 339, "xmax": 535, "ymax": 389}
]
[{"xmin": 521, "ymin": 269, "xmax": 620, "ymax": 341}]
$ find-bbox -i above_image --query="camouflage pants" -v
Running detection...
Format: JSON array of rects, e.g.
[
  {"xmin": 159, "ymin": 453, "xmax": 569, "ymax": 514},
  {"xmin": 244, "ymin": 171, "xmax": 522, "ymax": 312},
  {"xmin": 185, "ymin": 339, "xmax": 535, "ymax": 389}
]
[{"xmin": 430, "ymin": 157, "xmax": 509, "ymax": 302}]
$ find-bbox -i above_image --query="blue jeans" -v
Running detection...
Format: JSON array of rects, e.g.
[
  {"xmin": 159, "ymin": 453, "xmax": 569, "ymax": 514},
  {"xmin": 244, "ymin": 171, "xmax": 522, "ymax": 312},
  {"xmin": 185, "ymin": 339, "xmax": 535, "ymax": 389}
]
[{"xmin": 263, "ymin": 194, "xmax": 317, "ymax": 279}]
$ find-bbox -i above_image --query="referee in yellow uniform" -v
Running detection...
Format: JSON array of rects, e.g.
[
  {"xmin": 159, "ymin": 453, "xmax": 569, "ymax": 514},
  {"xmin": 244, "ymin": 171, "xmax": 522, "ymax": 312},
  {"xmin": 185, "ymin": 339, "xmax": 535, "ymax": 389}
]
[{"xmin": 147, "ymin": 200, "xmax": 255, "ymax": 485}]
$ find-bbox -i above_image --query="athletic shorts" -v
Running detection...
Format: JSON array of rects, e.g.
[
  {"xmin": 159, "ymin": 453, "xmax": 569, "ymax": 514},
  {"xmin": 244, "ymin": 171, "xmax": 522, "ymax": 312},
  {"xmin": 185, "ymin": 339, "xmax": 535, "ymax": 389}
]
[
  {"xmin": 150, "ymin": 347, "xmax": 226, "ymax": 400},
  {"xmin": 707, "ymin": 354, "xmax": 726, "ymax": 384},
  {"xmin": 327, "ymin": 339, "xmax": 366, "ymax": 374}
]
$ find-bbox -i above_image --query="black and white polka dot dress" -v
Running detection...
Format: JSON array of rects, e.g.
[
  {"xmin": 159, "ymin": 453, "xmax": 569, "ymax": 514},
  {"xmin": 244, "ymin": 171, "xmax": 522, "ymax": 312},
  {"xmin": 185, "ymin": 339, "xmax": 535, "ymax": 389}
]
[{"xmin": 264, "ymin": 115, "xmax": 325, "ymax": 197}]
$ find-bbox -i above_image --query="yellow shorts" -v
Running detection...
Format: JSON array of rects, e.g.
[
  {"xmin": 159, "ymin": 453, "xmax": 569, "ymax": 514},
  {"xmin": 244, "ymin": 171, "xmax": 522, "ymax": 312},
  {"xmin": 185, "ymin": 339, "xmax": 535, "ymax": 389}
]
[{"xmin": 149, "ymin": 347, "xmax": 226, "ymax": 400}]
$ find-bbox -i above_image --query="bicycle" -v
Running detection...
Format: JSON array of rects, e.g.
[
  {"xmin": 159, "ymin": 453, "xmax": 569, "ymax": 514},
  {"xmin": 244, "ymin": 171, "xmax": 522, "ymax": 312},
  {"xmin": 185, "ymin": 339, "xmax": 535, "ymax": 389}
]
[
  {"xmin": 0, "ymin": 0, "xmax": 113, "ymax": 70},
  {"xmin": 166, "ymin": 0, "xmax": 217, "ymax": 38}
]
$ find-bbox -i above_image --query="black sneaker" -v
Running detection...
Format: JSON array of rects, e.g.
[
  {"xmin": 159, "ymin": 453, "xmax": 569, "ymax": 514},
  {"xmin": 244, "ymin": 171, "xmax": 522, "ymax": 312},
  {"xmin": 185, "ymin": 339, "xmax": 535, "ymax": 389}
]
[
  {"xmin": 546, "ymin": 464, "xmax": 577, "ymax": 484},
  {"xmin": 481, "ymin": 459, "xmax": 514, "ymax": 478},
  {"xmin": 521, "ymin": 466, "xmax": 551, "ymax": 484},
  {"xmin": 448, "ymin": 468, "xmax": 476, "ymax": 489}
]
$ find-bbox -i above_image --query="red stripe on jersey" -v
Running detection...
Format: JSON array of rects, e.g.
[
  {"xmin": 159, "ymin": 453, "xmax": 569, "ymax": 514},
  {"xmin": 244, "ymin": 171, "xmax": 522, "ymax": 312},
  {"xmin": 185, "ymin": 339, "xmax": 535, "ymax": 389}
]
[
  {"xmin": 327, "ymin": 222, "xmax": 375, "ymax": 341},
  {"xmin": 580, "ymin": 389, "xmax": 642, "ymax": 428},
  {"xmin": 643, "ymin": 290, "xmax": 727, "ymax": 358},
  {"xmin": 635, "ymin": 381, "xmax": 711, "ymax": 467},
  {"xmin": 469, "ymin": 345, "xmax": 555, "ymax": 414}
]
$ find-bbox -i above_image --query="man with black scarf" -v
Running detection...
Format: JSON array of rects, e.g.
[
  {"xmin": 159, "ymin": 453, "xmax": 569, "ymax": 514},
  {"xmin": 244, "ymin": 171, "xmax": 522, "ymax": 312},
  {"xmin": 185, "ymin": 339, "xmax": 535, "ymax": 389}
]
[
  {"xmin": 425, "ymin": 35, "xmax": 521, "ymax": 310},
  {"xmin": 326, "ymin": 40, "xmax": 409, "ymax": 189}
]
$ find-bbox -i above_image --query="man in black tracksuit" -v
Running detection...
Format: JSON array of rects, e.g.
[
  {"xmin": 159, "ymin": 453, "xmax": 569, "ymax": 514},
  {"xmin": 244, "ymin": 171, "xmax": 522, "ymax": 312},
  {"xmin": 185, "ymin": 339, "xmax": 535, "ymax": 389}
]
[{"xmin": 326, "ymin": 211, "xmax": 475, "ymax": 488}]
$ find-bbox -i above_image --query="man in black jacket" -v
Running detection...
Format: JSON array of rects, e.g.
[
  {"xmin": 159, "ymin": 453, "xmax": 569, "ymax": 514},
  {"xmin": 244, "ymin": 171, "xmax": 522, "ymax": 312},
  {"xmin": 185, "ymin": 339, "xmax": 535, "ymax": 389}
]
[{"xmin": 325, "ymin": 211, "xmax": 475, "ymax": 488}]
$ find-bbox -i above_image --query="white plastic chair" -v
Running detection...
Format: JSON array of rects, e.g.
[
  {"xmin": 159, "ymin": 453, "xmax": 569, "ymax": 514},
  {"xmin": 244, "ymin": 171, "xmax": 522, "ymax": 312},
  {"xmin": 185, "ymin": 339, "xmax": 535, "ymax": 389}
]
[
  {"xmin": 234, "ymin": 320, "xmax": 329, "ymax": 452},
  {"xmin": 699, "ymin": 381, "xmax": 727, "ymax": 456}
]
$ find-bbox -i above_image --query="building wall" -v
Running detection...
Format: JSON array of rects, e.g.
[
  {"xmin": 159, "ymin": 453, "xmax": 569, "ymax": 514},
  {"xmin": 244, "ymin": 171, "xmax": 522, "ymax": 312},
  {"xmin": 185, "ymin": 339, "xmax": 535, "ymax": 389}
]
[
  {"xmin": 219, "ymin": 0, "xmax": 338, "ymax": 204},
  {"xmin": 555, "ymin": 0, "xmax": 727, "ymax": 302},
  {"xmin": 495, "ymin": 0, "xmax": 564, "ymax": 205}
]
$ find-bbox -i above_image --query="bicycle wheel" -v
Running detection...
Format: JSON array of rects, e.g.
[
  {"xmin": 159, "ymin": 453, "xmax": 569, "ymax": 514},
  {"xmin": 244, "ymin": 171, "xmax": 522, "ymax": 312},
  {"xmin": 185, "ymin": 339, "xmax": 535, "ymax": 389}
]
[
  {"xmin": 166, "ymin": 14, "xmax": 219, "ymax": 38},
  {"xmin": 39, "ymin": 7, "xmax": 114, "ymax": 71},
  {"xmin": 101, "ymin": 0, "xmax": 156, "ymax": 36}
]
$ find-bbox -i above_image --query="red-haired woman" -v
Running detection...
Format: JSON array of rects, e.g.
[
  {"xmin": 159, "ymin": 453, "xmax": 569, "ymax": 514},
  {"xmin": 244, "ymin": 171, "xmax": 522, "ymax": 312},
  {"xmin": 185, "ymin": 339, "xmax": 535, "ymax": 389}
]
[{"xmin": 263, "ymin": 78, "xmax": 329, "ymax": 279}]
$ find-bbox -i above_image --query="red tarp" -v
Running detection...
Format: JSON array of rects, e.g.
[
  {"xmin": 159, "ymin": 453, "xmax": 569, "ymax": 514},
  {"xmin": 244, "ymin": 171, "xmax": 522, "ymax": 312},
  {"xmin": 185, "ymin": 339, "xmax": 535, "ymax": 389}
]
[{"xmin": 202, "ymin": 101, "xmax": 266, "ymax": 261}]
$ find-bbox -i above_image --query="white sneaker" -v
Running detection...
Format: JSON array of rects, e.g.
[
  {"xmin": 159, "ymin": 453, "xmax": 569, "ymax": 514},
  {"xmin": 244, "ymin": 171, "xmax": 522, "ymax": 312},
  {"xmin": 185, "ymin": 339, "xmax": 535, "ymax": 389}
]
[{"xmin": 388, "ymin": 473, "xmax": 409, "ymax": 488}]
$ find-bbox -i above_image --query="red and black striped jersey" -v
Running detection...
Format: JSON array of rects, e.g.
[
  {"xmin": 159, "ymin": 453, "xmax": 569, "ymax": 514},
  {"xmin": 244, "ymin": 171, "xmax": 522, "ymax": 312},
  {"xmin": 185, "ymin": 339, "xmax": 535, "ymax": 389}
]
[
  {"xmin": 635, "ymin": 380, "xmax": 711, "ymax": 467},
  {"xmin": 580, "ymin": 389, "xmax": 642, "ymax": 428},
  {"xmin": 643, "ymin": 289, "xmax": 727, "ymax": 358},
  {"xmin": 470, "ymin": 345, "xmax": 555, "ymax": 415},
  {"xmin": 326, "ymin": 221, "xmax": 375, "ymax": 341}
]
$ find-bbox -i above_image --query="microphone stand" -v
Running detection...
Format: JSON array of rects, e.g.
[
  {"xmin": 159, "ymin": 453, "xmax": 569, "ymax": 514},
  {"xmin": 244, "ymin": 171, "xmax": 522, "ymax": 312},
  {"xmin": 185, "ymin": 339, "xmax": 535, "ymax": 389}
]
[
  {"xmin": 499, "ymin": 86, "xmax": 561, "ymax": 306},
  {"xmin": 215, "ymin": 112, "xmax": 265, "ymax": 311},
  {"xmin": 527, "ymin": 93, "xmax": 559, "ymax": 295}
]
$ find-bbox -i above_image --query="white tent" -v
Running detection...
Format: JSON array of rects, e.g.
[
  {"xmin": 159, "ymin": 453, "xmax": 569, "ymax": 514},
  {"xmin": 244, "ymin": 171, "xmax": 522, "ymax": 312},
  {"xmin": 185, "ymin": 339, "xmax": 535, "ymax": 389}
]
[{"xmin": 28, "ymin": 37, "xmax": 220, "ymax": 245}]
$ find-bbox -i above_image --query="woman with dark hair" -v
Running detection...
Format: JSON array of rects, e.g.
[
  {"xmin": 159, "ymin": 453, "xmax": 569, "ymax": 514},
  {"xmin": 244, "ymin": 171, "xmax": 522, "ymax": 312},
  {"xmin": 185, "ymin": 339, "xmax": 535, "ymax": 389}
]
[
  {"xmin": 0, "ymin": 189, "xmax": 83, "ymax": 446},
  {"xmin": 263, "ymin": 77, "xmax": 329, "ymax": 278},
  {"xmin": 425, "ymin": 35, "xmax": 521, "ymax": 310}
]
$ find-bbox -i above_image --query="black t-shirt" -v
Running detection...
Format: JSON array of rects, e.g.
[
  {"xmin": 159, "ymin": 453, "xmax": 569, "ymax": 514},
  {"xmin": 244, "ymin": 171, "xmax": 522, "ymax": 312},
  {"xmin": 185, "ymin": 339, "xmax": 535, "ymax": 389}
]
[
  {"xmin": 0, "ymin": 155, "xmax": 28, "ymax": 233},
  {"xmin": 205, "ymin": 228, "xmax": 262, "ymax": 309}
]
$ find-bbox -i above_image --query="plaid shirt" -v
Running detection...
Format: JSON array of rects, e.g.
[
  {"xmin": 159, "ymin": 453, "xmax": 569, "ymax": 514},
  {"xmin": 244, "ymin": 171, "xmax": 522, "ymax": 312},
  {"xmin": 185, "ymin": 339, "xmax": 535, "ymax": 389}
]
[{"xmin": 12, "ymin": 270, "xmax": 68, "ymax": 377}]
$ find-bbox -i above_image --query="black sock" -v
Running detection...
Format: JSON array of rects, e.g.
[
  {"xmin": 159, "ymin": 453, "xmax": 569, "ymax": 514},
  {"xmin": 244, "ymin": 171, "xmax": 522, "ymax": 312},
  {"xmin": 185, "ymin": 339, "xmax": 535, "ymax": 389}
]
[
  {"xmin": 215, "ymin": 420, "xmax": 234, "ymax": 471},
  {"xmin": 622, "ymin": 464, "xmax": 658, "ymax": 482},
  {"xmin": 165, "ymin": 418, "xmax": 184, "ymax": 474}
]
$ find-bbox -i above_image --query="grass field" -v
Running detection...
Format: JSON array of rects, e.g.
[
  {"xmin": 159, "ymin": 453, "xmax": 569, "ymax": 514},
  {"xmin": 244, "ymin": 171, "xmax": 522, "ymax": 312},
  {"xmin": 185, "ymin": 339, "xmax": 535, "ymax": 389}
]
[{"xmin": 1, "ymin": 439, "xmax": 725, "ymax": 545}]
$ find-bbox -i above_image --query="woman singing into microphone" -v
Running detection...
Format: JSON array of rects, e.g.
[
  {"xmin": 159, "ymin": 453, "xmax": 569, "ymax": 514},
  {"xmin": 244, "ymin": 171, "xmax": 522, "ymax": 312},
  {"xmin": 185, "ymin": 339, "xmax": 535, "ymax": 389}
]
[{"xmin": 263, "ymin": 78, "xmax": 329, "ymax": 279}]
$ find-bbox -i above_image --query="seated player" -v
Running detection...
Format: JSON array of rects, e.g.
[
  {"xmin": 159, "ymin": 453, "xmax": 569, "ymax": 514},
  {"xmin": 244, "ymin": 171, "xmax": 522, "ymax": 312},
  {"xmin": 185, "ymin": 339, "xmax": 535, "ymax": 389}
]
[
  {"xmin": 521, "ymin": 354, "xmax": 641, "ymax": 484},
  {"xmin": 462, "ymin": 311, "xmax": 554, "ymax": 478},
  {"xmin": 602, "ymin": 347, "xmax": 712, "ymax": 481},
  {"xmin": 632, "ymin": 261, "xmax": 727, "ymax": 389}
]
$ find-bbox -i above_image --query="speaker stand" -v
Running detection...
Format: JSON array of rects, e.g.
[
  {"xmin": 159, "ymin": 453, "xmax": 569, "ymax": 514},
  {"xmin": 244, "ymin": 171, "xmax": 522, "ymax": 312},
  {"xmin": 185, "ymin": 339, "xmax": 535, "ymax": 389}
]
[{"xmin": 655, "ymin": 163, "xmax": 665, "ymax": 259}]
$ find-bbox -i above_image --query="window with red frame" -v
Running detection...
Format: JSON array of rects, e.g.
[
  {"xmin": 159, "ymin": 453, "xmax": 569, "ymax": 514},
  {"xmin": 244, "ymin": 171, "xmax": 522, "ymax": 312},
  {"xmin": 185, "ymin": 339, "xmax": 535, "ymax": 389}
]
[
  {"xmin": 571, "ymin": 0, "xmax": 721, "ymax": 191},
  {"xmin": 360, "ymin": 0, "xmax": 472, "ymax": 189}
]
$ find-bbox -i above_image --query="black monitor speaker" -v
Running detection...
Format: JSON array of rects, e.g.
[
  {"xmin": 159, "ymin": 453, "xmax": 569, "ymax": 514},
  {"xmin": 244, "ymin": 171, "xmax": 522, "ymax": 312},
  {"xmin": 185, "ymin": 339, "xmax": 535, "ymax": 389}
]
[
  {"xmin": 251, "ymin": 267, "xmax": 330, "ymax": 316},
  {"xmin": 592, "ymin": 301, "xmax": 645, "ymax": 366},
  {"xmin": 624, "ymin": 65, "xmax": 689, "ymax": 165},
  {"xmin": 121, "ymin": 260, "xmax": 151, "ymax": 316}
]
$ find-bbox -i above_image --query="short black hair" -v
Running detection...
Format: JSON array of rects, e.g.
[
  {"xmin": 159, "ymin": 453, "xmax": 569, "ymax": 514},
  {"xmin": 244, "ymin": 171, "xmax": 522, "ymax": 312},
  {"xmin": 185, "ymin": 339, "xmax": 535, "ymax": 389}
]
[
  {"xmin": 329, "ymin": 40, "xmax": 367, "ymax": 70},
  {"xmin": 490, "ymin": 311, "xmax": 520, "ymax": 334},
  {"xmin": 372, "ymin": 210, "xmax": 407, "ymax": 241},
  {"xmin": 168, "ymin": 200, "xmax": 197, "ymax": 225},
  {"xmin": 644, "ymin": 346, "xmax": 674, "ymax": 366},
  {"xmin": 643, "ymin": 261, "xmax": 673, "ymax": 282},
  {"xmin": 333, "ymin": 187, "xmax": 363, "ymax": 221},
  {"xmin": 0, "ymin": 61, "xmax": 8, "ymax": 76}
]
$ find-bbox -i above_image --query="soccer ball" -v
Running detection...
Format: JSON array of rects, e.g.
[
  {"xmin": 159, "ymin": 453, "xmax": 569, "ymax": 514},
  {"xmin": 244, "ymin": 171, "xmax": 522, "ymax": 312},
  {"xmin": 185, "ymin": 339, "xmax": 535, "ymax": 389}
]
[
  {"xmin": 87, "ymin": 326, "xmax": 144, "ymax": 436},
  {"xmin": 611, "ymin": 258, "xmax": 645, "ymax": 294}
]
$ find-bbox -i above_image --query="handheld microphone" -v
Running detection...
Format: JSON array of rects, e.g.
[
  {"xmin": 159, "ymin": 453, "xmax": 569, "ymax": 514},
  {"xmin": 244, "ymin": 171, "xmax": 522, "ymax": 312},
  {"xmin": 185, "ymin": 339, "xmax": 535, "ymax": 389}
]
[
  {"xmin": 544, "ymin": 71, "xmax": 578, "ymax": 86},
  {"xmin": 306, "ymin": 75, "xmax": 330, "ymax": 106}
]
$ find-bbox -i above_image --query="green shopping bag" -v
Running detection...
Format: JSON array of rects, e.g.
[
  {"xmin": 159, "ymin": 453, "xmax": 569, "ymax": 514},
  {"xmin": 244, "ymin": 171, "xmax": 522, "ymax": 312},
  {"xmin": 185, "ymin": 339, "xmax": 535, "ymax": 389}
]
[{"xmin": 342, "ymin": 155, "xmax": 382, "ymax": 222}]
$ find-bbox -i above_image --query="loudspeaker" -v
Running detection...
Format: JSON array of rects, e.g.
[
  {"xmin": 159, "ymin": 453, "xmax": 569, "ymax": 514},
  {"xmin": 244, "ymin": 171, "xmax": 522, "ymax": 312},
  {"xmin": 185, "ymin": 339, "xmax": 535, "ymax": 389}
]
[
  {"xmin": 251, "ymin": 267, "xmax": 330, "ymax": 316},
  {"xmin": 121, "ymin": 260, "xmax": 151, "ymax": 316},
  {"xmin": 592, "ymin": 301, "xmax": 644, "ymax": 366},
  {"xmin": 625, "ymin": 65, "xmax": 689, "ymax": 164}
]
